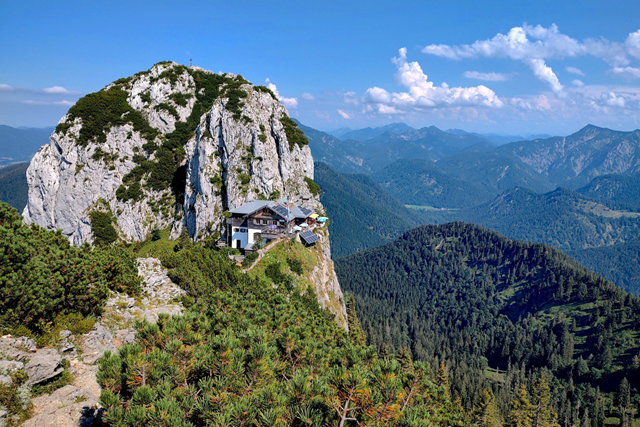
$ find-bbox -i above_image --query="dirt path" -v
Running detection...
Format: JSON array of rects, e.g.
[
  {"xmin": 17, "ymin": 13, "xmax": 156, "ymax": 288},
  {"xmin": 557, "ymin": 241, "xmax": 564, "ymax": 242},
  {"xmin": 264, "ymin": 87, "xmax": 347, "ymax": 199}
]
[{"xmin": 243, "ymin": 238, "xmax": 283, "ymax": 272}]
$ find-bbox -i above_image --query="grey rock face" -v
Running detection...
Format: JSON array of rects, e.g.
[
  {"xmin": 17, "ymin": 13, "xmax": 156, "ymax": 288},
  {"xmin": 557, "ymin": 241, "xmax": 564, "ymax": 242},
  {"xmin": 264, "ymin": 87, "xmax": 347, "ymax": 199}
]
[
  {"xmin": 0, "ymin": 336, "xmax": 37, "ymax": 361},
  {"xmin": 23, "ymin": 62, "xmax": 346, "ymax": 326},
  {"xmin": 24, "ymin": 62, "xmax": 318, "ymax": 246},
  {"xmin": 0, "ymin": 360, "xmax": 24, "ymax": 373},
  {"xmin": 0, "ymin": 375, "xmax": 11, "ymax": 385},
  {"xmin": 22, "ymin": 385, "xmax": 98, "ymax": 427},
  {"xmin": 24, "ymin": 348, "xmax": 63, "ymax": 385},
  {"xmin": 179, "ymin": 90, "xmax": 318, "ymax": 240},
  {"xmin": 308, "ymin": 228, "xmax": 348, "ymax": 329},
  {"xmin": 114, "ymin": 329, "xmax": 137, "ymax": 346},
  {"xmin": 81, "ymin": 324, "xmax": 116, "ymax": 364}
]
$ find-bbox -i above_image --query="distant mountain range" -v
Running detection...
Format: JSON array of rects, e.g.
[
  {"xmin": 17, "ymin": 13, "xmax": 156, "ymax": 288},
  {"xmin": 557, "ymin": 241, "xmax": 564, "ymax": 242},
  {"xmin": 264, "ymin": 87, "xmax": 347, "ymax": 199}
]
[
  {"xmin": 370, "ymin": 153, "xmax": 556, "ymax": 209},
  {"xmin": 445, "ymin": 128, "xmax": 552, "ymax": 145},
  {"xmin": 303, "ymin": 122, "xmax": 490, "ymax": 173},
  {"xmin": 576, "ymin": 171, "xmax": 640, "ymax": 210},
  {"xmin": 314, "ymin": 159, "xmax": 640, "ymax": 295},
  {"xmin": 328, "ymin": 122, "xmax": 411, "ymax": 141},
  {"xmin": 307, "ymin": 123, "xmax": 640, "ymax": 194},
  {"xmin": 455, "ymin": 187, "xmax": 640, "ymax": 252},
  {"xmin": 0, "ymin": 125, "xmax": 52, "ymax": 166},
  {"xmin": 496, "ymin": 124, "xmax": 640, "ymax": 188},
  {"xmin": 437, "ymin": 151, "xmax": 556, "ymax": 196},
  {"xmin": 327, "ymin": 122, "xmax": 552, "ymax": 145},
  {"xmin": 372, "ymin": 159, "xmax": 493, "ymax": 208}
]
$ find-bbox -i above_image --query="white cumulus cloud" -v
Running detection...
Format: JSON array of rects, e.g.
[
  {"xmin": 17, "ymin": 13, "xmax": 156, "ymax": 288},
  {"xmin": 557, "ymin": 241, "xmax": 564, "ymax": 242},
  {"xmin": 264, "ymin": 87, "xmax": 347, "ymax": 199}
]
[
  {"xmin": 337, "ymin": 109, "xmax": 350, "ymax": 119},
  {"xmin": 572, "ymin": 79, "xmax": 585, "ymax": 87},
  {"xmin": 0, "ymin": 84, "xmax": 14, "ymax": 91},
  {"xmin": 422, "ymin": 24, "xmax": 632, "ymax": 65},
  {"xmin": 611, "ymin": 67, "xmax": 640, "ymax": 79},
  {"xmin": 363, "ymin": 48, "xmax": 503, "ymax": 114},
  {"xmin": 601, "ymin": 91, "xmax": 626, "ymax": 108},
  {"xmin": 422, "ymin": 24, "xmax": 640, "ymax": 94},
  {"xmin": 43, "ymin": 86, "xmax": 70, "ymax": 94},
  {"xmin": 525, "ymin": 58, "xmax": 564, "ymax": 96},
  {"xmin": 265, "ymin": 78, "xmax": 298, "ymax": 109},
  {"xmin": 463, "ymin": 71, "xmax": 508, "ymax": 81},
  {"xmin": 626, "ymin": 30, "xmax": 640, "ymax": 60},
  {"xmin": 301, "ymin": 92, "xmax": 315, "ymax": 100},
  {"xmin": 565, "ymin": 66, "xmax": 584, "ymax": 76}
]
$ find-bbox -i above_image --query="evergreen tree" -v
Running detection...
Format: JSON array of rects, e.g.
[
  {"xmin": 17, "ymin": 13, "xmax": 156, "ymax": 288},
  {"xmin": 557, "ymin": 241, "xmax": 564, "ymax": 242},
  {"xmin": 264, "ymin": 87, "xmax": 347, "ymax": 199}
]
[
  {"xmin": 531, "ymin": 373, "xmax": 560, "ymax": 427},
  {"xmin": 379, "ymin": 343, "xmax": 390, "ymax": 360},
  {"xmin": 472, "ymin": 387, "xmax": 503, "ymax": 427},
  {"xmin": 618, "ymin": 377, "xmax": 631, "ymax": 425},
  {"xmin": 436, "ymin": 362, "xmax": 450, "ymax": 399},
  {"xmin": 397, "ymin": 346, "xmax": 414, "ymax": 374},
  {"xmin": 346, "ymin": 293, "xmax": 367, "ymax": 346},
  {"xmin": 508, "ymin": 384, "xmax": 534, "ymax": 427}
]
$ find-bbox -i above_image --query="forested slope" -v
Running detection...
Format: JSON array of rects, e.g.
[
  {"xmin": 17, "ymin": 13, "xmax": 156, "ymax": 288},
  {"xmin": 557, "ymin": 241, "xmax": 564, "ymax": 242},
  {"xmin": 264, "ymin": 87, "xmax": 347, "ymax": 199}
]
[
  {"xmin": 96, "ymin": 235, "xmax": 467, "ymax": 426},
  {"xmin": 315, "ymin": 162, "xmax": 424, "ymax": 257},
  {"xmin": 436, "ymin": 151, "xmax": 555, "ymax": 196},
  {"xmin": 568, "ymin": 241, "xmax": 640, "ymax": 296},
  {"xmin": 0, "ymin": 162, "xmax": 28, "ymax": 211},
  {"xmin": 577, "ymin": 172, "xmax": 640, "ymax": 211},
  {"xmin": 373, "ymin": 159, "xmax": 493, "ymax": 208},
  {"xmin": 336, "ymin": 222, "xmax": 640, "ymax": 425},
  {"xmin": 421, "ymin": 187, "xmax": 640, "ymax": 253}
]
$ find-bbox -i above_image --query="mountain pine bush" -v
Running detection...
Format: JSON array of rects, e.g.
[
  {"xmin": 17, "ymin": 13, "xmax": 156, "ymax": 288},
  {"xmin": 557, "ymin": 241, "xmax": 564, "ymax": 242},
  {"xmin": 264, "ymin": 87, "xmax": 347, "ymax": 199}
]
[
  {"xmin": 0, "ymin": 202, "xmax": 141, "ymax": 333},
  {"xmin": 97, "ymin": 246, "xmax": 468, "ymax": 426}
]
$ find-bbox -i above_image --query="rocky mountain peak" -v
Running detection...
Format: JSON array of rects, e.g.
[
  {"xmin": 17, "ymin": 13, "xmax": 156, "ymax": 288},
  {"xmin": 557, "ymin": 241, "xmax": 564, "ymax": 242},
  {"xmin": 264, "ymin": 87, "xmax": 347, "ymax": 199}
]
[{"xmin": 23, "ymin": 61, "xmax": 320, "ymax": 245}]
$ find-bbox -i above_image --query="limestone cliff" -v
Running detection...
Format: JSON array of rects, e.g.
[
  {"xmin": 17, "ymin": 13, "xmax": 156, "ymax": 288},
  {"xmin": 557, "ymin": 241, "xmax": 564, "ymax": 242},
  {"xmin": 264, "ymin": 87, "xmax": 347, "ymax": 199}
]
[
  {"xmin": 24, "ymin": 62, "xmax": 317, "ymax": 244},
  {"xmin": 23, "ymin": 61, "xmax": 346, "ymax": 324}
]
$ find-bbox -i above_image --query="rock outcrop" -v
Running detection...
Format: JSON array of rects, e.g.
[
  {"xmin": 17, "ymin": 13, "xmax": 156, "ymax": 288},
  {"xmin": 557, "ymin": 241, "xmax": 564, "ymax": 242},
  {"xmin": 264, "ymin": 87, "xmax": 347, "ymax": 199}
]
[
  {"xmin": 24, "ymin": 349, "xmax": 63, "ymax": 385},
  {"xmin": 23, "ymin": 61, "xmax": 346, "ymax": 325},
  {"xmin": 102, "ymin": 257, "xmax": 186, "ymax": 333},
  {"xmin": 23, "ymin": 62, "xmax": 318, "ymax": 245},
  {"xmin": 22, "ymin": 385, "xmax": 99, "ymax": 427}
]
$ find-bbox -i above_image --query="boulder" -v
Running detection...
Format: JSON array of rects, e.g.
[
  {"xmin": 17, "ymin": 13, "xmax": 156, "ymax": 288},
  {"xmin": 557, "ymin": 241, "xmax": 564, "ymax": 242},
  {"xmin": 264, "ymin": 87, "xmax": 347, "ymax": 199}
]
[
  {"xmin": 114, "ymin": 329, "xmax": 136, "ymax": 347},
  {"xmin": 0, "ymin": 375, "xmax": 11, "ymax": 386},
  {"xmin": 24, "ymin": 348, "xmax": 63, "ymax": 385},
  {"xmin": 81, "ymin": 324, "xmax": 116, "ymax": 364},
  {"xmin": 58, "ymin": 330, "xmax": 76, "ymax": 356},
  {"xmin": 22, "ymin": 385, "xmax": 99, "ymax": 427},
  {"xmin": 0, "ymin": 360, "xmax": 24, "ymax": 373},
  {"xmin": 0, "ymin": 336, "xmax": 37, "ymax": 361}
]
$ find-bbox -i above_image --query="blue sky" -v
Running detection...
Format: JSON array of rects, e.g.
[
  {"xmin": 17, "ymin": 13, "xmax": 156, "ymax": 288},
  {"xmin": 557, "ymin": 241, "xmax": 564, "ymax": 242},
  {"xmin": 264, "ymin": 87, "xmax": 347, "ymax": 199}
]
[{"xmin": 2, "ymin": 0, "xmax": 640, "ymax": 135}]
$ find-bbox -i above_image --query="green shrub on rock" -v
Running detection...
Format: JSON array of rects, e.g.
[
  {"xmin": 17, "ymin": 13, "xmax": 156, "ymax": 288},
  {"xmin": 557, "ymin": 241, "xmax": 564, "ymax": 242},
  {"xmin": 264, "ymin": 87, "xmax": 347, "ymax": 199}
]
[
  {"xmin": 96, "ymin": 246, "xmax": 467, "ymax": 426},
  {"xmin": 0, "ymin": 202, "xmax": 141, "ymax": 333}
]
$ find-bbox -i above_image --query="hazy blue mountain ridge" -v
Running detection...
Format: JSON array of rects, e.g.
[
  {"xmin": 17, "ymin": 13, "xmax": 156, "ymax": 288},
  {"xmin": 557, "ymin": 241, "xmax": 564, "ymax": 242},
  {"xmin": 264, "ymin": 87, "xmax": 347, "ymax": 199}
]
[
  {"xmin": 0, "ymin": 125, "xmax": 53, "ymax": 166},
  {"xmin": 372, "ymin": 158, "xmax": 493, "ymax": 208},
  {"xmin": 496, "ymin": 124, "xmax": 640, "ymax": 188},
  {"xmin": 0, "ymin": 162, "xmax": 29, "ymax": 211},
  {"xmin": 336, "ymin": 122, "xmax": 413, "ymax": 141}
]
